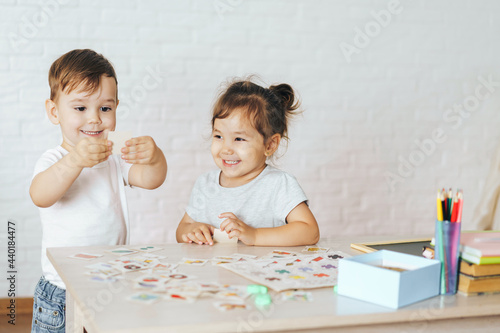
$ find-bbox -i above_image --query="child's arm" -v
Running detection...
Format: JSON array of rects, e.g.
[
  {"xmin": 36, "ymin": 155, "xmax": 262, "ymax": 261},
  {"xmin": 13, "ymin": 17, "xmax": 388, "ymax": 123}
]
[
  {"xmin": 176, "ymin": 213, "xmax": 215, "ymax": 245},
  {"xmin": 30, "ymin": 138, "xmax": 110, "ymax": 208},
  {"xmin": 219, "ymin": 202, "xmax": 320, "ymax": 246},
  {"xmin": 121, "ymin": 136, "xmax": 167, "ymax": 189}
]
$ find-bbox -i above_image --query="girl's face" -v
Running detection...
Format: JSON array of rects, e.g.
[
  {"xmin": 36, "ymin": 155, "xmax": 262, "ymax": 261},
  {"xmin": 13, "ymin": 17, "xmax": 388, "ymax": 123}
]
[{"xmin": 211, "ymin": 110, "xmax": 270, "ymax": 188}]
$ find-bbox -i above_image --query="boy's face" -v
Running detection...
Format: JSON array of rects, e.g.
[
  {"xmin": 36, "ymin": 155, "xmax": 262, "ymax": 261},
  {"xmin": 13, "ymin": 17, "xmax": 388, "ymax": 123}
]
[{"xmin": 46, "ymin": 75, "xmax": 118, "ymax": 151}]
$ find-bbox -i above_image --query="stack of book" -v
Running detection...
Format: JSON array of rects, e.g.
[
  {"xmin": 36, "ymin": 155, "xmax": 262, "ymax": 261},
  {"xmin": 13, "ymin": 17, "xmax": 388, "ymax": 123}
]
[{"xmin": 458, "ymin": 231, "xmax": 500, "ymax": 295}]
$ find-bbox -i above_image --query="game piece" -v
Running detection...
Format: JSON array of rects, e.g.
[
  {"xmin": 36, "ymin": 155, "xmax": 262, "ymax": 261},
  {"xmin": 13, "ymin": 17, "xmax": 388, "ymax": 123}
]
[
  {"xmin": 108, "ymin": 131, "xmax": 132, "ymax": 155},
  {"xmin": 247, "ymin": 284, "xmax": 268, "ymax": 294},
  {"xmin": 255, "ymin": 293, "xmax": 272, "ymax": 307},
  {"xmin": 213, "ymin": 228, "xmax": 238, "ymax": 244}
]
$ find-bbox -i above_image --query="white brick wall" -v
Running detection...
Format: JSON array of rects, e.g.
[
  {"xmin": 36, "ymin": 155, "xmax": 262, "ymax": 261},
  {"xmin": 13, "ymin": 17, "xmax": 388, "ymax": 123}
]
[{"xmin": 1, "ymin": 0, "xmax": 500, "ymax": 297}]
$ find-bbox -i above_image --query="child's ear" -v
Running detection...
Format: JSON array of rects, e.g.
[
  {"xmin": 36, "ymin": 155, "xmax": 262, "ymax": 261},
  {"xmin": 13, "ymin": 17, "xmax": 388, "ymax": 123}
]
[
  {"xmin": 45, "ymin": 99, "xmax": 59, "ymax": 125},
  {"xmin": 265, "ymin": 134, "xmax": 281, "ymax": 156}
]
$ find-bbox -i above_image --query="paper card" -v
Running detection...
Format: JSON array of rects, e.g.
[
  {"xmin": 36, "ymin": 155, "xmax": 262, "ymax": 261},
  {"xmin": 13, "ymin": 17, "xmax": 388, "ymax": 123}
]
[
  {"xmin": 195, "ymin": 283, "xmax": 221, "ymax": 293},
  {"xmin": 116, "ymin": 263, "xmax": 148, "ymax": 273},
  {"xmin": 129, "ymin": 253, "xmax": 166, "ymax": 263},
  {"xmin": 68, "ymin": 253, "xmax": 103, "ymax": 260},
  {"xmin": 213, "ymin": 300, "xmax": 248, "ymax": 311},
  {"xmin": 215, "ymin": 285, "xmax": 249, "ymax": 300},
  {"xmin": 302, "ymin": 246, "xmax": 329, "ymax": 253},
  {"xmin": 85, "ymin": 263, "xmax": 121, "ymax": 277},
  {"xmin": 150, "ymin": 263, "xmax": 178, "ymax": 274},
  {"xmin": 213, "ymin": 229, "xmax": 238, "ymax": 244},
  {"xmin": 89, "ymin": 275, "xmax": 122, "ymax": 283},
  {"xmin": 167, "ymin": 273, "xmax": 196, "ymax": 281},
  {"xmin": 106, "ymin": 248, "xmax": 139, "ymax": 256},
  {"xmin": 131, "ymin": 246, "xmax": 163, "ymax": 253},
  {"xmin": 179, "ymin": 258, "xmax": 208, "ymax": 266},
  {"xmin": 108, "ymin": 131, "xmax": 132, "ymax": 155},
  {"xmin": 232, "ymin": 253, "xmax": 258, "ymax": 259},
  {"xmin": 134, "ymin": 275, "xmax": 169, "ymax": 290},
  {"xmin": 165, "ymin": 293, "xmax": 197, "ymax": 302},
  {"xmin": 86, "ymin": 262, "xmax": 114, "ymax": 270},
  {"xmin": 127, "ymin": 292, "xmax": 160, "ymax": 304},
  {"xmin": 281, "ymin": 290, "xmax": 313, "ymax": 302},
  {"xmin": 109, "ymin": 259, "xmax": 149, "ymax": 273},
  {"xmin": 210, "ymin": 255, "xmax": 241, "ymax": 265}
]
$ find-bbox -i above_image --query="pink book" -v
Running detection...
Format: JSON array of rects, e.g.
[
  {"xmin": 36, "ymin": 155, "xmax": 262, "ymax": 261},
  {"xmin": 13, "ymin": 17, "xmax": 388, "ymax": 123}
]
[{"xmin": 461, "ymin": 231, "xmax": 500, "ymax": 258}]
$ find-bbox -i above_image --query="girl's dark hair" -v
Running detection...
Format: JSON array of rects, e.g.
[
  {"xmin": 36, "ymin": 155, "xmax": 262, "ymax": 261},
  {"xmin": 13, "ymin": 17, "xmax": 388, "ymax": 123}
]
[{"xmin": 211, "ymin": 77, "xmax": 301, "ymax": 143}]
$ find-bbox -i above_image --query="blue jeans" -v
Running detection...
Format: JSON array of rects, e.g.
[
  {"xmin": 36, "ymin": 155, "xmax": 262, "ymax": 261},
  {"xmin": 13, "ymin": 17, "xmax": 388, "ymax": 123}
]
[{"xmin": 32, "ymin": 276, "xmax": 66, "ymax": 333}]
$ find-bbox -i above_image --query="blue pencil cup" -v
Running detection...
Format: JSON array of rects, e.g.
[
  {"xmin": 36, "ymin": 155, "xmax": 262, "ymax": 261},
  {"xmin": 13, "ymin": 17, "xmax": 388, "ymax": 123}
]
[{"xmin": 434, "ymin": 220, "xmax": 461, "ymax": 295}]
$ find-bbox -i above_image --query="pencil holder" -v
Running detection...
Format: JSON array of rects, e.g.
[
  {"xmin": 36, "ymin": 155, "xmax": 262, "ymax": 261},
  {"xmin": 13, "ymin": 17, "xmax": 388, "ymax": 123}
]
[{"xmin": 434, "ymin": 220, "xmax": 461, "ymax": 295}]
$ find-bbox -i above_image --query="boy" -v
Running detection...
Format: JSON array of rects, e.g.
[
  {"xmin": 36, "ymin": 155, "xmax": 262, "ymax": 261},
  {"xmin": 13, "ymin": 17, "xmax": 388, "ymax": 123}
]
[{"xmin": 29, "ymin": 49, "xmax": 167, "ymax": 332}]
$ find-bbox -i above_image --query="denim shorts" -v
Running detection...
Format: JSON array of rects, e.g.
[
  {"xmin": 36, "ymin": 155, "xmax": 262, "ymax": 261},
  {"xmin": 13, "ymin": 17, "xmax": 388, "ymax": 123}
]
[{"xmin": 31, "ymin": 276, "xmax": 66, "ymax": 333}]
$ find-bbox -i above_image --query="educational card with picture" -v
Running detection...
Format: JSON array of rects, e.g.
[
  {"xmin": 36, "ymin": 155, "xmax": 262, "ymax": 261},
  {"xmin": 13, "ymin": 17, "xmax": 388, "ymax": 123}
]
[{"xmin": 221, "ymin": 251, "xmax": 351, "ymax": 292}]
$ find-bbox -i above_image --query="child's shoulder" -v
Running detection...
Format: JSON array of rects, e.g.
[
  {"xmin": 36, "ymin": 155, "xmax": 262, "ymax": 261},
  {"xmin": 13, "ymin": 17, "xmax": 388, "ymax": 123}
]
[
  {"xmin": 39, "ymin": 145, "xmax": 67, "ymax": 159},
  {"xmin": 260, "ymin": 165, "xmax": 298, "ymax": 183},
  {"xmin": 194, "ymin": 169, "xmax": 220, "ymax": 184}
]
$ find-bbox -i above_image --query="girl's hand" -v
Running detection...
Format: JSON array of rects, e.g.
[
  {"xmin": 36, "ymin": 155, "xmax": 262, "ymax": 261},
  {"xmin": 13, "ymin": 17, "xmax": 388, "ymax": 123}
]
[
  {"xmin": 180, "ymin": 222, "xmax": 215, "ymax": 245},
  {"xmin": 120, "ymin": 136, "xmax": 161, "ymax": 165},
  {"xmin": 219, "ymin": 212, "xmax": 257, "ymax": 245}
]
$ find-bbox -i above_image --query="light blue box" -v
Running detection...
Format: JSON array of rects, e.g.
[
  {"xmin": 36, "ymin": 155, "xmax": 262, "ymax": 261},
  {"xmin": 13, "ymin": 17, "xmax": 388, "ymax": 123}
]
[{"xmin": 337, "ymin": 250, "xmax": 440, "ymax": 309}]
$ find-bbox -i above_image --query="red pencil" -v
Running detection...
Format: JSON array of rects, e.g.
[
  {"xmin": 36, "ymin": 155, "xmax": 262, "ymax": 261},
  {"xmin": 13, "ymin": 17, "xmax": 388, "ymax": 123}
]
[{"xmin": 450, "ymin": 192, "xmax": 458, "ymax": 222}]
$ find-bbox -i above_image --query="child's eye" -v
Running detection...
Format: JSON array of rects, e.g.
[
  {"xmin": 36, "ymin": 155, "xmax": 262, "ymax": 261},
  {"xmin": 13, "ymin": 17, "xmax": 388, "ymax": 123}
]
[
  {"xmin": 213, "ymin": 134, "xmax": 222, "ymax": 139},
  {"xmin": 235, "ymin": 137, "xmax": 245, "ymax": 142},
  {"xmin": 100, "ymin": 106, "xmax": 112, "ymax": 112},
  {"xmin": 75, "ymin": 107, "xmax": 86, "ymax": 112}
]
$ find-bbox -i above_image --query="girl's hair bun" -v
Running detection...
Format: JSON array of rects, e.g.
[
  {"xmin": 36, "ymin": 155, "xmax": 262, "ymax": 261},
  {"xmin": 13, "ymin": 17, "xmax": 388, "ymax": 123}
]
[{"xmin": 269, "ymin": 83, "xmax": 300, "ymax": 112}]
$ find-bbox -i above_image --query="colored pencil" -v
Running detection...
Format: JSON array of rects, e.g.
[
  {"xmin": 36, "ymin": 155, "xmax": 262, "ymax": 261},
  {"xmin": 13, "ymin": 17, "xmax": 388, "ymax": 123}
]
[
  {"xmin": 450, "ymin": 194, "xmax": 458, "ymax": 222},
  {"xmin": 442, "ymin": 189, "xmax": 447, "ymax": 220},
  {"xmin": 456, "ymin": 190, "xmax": 463, "ymax": 223},
  {"xmin": 436, "ymin": 191, "xmax": 443, "ymax": 221},
  {"xmin": 447, "ymin": 189, "xmax": 453, "ymax": 221}
]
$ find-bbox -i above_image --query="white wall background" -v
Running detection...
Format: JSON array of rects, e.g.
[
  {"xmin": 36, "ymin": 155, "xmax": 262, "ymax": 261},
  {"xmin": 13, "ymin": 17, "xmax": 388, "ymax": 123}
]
[{"xmin": 1, "ymin": 0, "xmax": 500, "ymax": 297}]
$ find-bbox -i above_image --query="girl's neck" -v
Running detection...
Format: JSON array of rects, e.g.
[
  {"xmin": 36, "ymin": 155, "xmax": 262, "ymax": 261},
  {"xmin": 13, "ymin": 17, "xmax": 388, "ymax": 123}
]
[{"xmin": 219, "ymin": 163, "xmax": 268, "ymax": 188}]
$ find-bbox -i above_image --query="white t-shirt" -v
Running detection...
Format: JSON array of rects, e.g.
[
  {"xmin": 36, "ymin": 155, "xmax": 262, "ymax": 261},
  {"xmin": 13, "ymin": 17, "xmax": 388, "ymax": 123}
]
[
  {"xmin": 186, "ymin": 165, "xmax": 308, "ymax": 229},
  {"xmin": 32, "ymin": 146, "xmax": 132, "ymax": 289}
]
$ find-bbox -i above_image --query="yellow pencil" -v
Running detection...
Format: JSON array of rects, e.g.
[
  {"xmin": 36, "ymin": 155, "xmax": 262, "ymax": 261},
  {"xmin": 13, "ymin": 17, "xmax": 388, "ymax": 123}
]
[{"xmin": 436, "ymin": 190, "xmax": 443, "ymax": 221}]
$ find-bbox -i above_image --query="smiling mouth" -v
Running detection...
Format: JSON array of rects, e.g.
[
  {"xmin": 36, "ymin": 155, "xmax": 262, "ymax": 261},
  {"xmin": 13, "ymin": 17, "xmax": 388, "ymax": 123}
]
[
  {"xmin": 81, "ymin": 130, "xmax": 103, "ymax": 136},
  {"xmin": 223, "ymin": 160, "xmax": 240, "ymax": 165}
]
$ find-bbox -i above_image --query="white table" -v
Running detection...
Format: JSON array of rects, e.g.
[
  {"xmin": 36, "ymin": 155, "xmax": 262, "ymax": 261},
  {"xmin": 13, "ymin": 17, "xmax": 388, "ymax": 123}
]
[{"xmin": 47, "ymin": 236, "xmax": 500, "ymax": 333}]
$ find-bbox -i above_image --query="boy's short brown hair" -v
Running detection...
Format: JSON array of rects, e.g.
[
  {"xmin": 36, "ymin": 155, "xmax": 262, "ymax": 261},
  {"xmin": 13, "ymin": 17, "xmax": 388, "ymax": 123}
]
[{"xmin": 48, "ymin": 49, "xmax": 117, "ymax": 101}]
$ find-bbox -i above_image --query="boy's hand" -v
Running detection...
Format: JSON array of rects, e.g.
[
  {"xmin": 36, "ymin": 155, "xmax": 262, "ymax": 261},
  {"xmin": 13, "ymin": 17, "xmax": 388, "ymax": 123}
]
[
  {"xmin": 69, "ymin": 138, "xmax": 110, "ymax": 168},
  {"xmin": 219, "ymin": 212, "xmax": 257, "ymax": 245},
  {"xmin": 180, "ymin": 222, "xmax": 215, "ymax": 245},
  {"xmin": 120, "ymin": 136, "xmax": 161, "ymax": 165}
]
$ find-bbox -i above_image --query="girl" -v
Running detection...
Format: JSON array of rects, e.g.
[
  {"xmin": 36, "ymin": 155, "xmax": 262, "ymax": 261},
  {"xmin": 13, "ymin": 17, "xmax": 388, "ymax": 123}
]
[{"xmin": 176, "ymin": 78, "xmax": 319, "ymax": 246}]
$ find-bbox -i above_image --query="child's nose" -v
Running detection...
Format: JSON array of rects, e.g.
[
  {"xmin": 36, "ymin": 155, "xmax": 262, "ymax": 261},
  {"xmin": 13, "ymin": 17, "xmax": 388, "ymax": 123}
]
[
  {"xmin": 221, "ymin": 141, "xmax": 233, "ymax": 154},
  {"xmin": 87, "ymin": 110, "xmax": 102, "ymax": 124}
]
